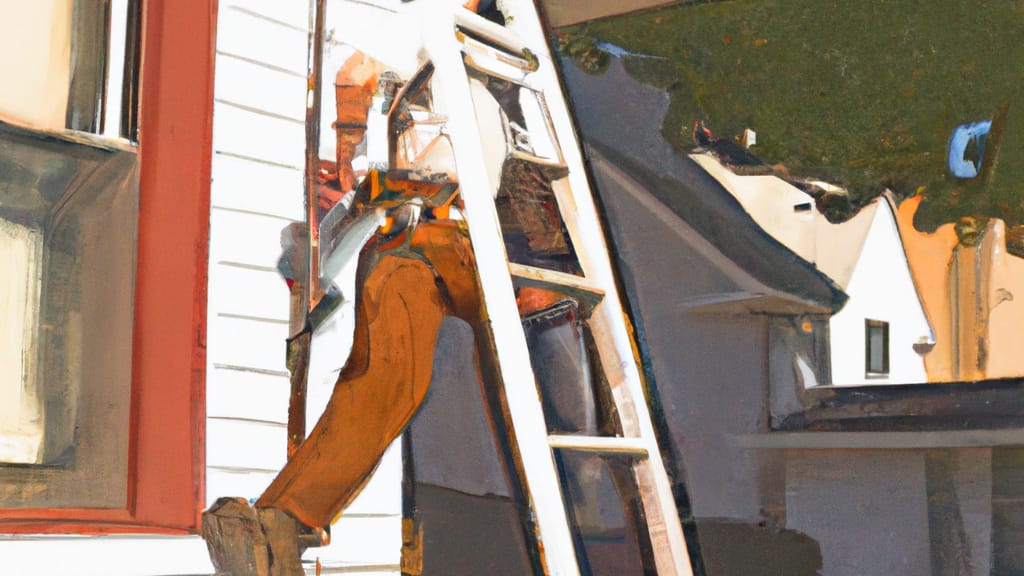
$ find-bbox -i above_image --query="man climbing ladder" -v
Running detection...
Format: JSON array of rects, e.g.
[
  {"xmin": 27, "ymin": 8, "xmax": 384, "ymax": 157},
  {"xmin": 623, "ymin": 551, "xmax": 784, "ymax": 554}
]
[{"xmin": 202, "ymin": 2, "xmax": 694, "ymax": 575}]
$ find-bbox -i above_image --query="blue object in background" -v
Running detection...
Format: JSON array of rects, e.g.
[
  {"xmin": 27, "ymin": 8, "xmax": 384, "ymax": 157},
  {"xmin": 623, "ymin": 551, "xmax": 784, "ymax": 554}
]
[
  {"xmin": 948, "ymin": 119, "xmax": 992, "ymax": 178},
  {"xmin": 593, "ymin": 40, "xmax": 667, "ymax": 60}
]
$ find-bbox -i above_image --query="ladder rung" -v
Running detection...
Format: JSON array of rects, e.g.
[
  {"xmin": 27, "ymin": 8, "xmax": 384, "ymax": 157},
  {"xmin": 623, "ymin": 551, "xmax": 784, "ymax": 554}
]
[
  {"xmin": 454, "ymin": 7, "xmax": 531, "ymax": 57},
  {"xmin": 459, "ymin": 31, "xmax": 535, "ymax": 74},
  {"xmin": 509, "ymin": 263, "xmax": 604, "ymax": 311},
  {"xmin": 548, "ymin": 434, "xmax": 649, "ymax": 456},
  {"xmin": 508, "ymin": 149, "xmax": 569, "ymax": 179}
]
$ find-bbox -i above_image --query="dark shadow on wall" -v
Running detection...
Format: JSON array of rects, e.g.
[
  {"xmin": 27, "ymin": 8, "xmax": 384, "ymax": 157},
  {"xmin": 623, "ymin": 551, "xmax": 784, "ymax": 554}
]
[
  {"xmin": 415, "ymin": 484, "xmax": 535, "ymax": 576},
  {"xmin": 696, "ymin": 521, "xmax": 823, "ymax": 576},
  {"xmin": 407, "ymin": 317, "xmax": 539, "ymax": 575}
]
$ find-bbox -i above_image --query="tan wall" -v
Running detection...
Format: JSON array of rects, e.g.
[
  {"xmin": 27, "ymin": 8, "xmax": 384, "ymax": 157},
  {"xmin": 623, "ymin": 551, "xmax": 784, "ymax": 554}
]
[
  {"xmin": 984, "ymin": 221, "xmax": 1024, "ymax": 379},
  {"xmin": 0, "ymin": 0, "xmax": 72, "ymax": 131}
]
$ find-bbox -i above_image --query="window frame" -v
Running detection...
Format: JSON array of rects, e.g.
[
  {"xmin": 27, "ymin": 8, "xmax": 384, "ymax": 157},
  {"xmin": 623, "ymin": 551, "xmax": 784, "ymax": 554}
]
[
  {"xmin": 0, "ymin": 0, "xmax": 214, "ymax": 534},
  {"xmin": 865, "ymin": 319, "xmax": 890, "ymax": 377}
]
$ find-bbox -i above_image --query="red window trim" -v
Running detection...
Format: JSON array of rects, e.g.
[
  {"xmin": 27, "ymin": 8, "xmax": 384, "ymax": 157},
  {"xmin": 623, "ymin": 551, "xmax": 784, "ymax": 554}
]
[{"xmin": 0, "ymin": 0, "xmax": 215, "ymax": 534}]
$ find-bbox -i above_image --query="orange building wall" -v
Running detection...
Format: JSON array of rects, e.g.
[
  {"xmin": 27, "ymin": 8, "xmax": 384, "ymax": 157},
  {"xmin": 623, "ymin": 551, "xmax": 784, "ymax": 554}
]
[
  {"xmin": 898, "ymin": 195, "xmax": 1024, "ymax": 382},
  {"xmin": 896, "ymin": 195, "xmax": 958, "ymax": 381}
]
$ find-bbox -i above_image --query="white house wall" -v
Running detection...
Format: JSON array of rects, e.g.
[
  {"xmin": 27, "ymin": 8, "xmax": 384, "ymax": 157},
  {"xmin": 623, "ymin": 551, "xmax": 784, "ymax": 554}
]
[
  {"xmin": 829, "ymin": 200, "xmax": 931, "ymax": 385},
  {"xmin": 0, "ymin": 2, "xmax": 402, "ymax": 574},
  {"xmin": 207, "ymin": 2, "xmax": 402, "ymax": 574}
]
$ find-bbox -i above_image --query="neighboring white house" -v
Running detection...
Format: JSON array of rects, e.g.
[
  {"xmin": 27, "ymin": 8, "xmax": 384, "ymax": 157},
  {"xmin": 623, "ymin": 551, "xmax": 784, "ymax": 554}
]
[{"xmin": 691, "ymin": 153, "xmax": 933, "ymax": 385}]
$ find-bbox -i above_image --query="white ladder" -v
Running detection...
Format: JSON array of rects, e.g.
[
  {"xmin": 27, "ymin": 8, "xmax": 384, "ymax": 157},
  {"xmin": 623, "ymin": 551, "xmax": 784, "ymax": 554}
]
[{"xmin": 422, "ymin": 6, "xmax": 694, "ymax": 575}]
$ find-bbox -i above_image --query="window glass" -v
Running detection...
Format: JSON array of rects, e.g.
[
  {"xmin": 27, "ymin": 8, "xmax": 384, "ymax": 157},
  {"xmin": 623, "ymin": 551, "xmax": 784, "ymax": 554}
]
[
  {"xmin": 866, "ymin": 320, "xmax": 889, "ymax": 375},
  {"xmin": 521, "ymin": 299, "xmax": 622, "ymax": 436},
  {"xmin": 0, "ymin": 220, "xmax": 43, "ymax": 464},
  {"xmin": 0, "ymin": 0, "xmax": 138, "ymax": 139},
  {"xmin": 0, "ymin": 124, "xmax": 136, "ymax": 509},
  {"xmin": 554, "ymin": 450, "xmax": 656, "ymax": 576}
]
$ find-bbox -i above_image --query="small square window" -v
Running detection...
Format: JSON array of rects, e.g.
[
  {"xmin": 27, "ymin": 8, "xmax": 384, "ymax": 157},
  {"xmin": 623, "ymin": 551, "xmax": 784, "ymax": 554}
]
[{"xmin": 865, "ymin": 319, "xmax": 890, "ymax": 375}]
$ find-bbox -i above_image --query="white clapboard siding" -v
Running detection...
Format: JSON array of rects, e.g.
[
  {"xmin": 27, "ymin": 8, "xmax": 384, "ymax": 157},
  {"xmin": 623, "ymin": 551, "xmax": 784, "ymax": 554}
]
[
  {"xmin": 212, "ymin": 102, "xmax": 306, "ymax": 168},
  {"xmin": 214, "ymin": 56, "xmax": 306, "ymax": 124},
  {"xmin": 206, "ymin": 366, "xmax": 290, "ymax": 424},
  {"xmin": 209, "ymin": 209, "xmax": 296, "ymax": 269},
  {"xmin": 207, "ymin": 315, "xmax": 290, "ymax": 375},
  {"xmin": 206, "ymin": 1, "xmax": 403, "ymax": 575},
  {"xmin": 221, "ymin": 0, "xmax": 310, "ymax": 34},
  {"xmin": 206, "ymin": 418, "xmax": 289, "ymax": 473},
  {"xmin": 211, "ymin": 142, "xmax": 305, "ymax": 221},
  {"xmin": 208, "ymin": 264, "xmax": 292, "ymax": 324},
  {"xmin": 300, "ymin": 443, "xmax": 402, "ymax": 576},
  {"xmin": 339, "ymin": 442, "xmax": 403, "ymax": 516},
  {"xmin": 207, "ymin": 467, "xmax": 280, "ymax": 508},
  {"xmin": 216, "ymin": 5, "xmax": 308, "ymax": 76},
  {"xmin": 309, "ymin": 565, "xmax": 400, "ymax": 576},
  {"xmin": 305, "ymin": 517, "xmax": 403, "ymax": 568},
  {"xmin": 208, "ymin": 442, "xmax": 402, "ymax": 515}
]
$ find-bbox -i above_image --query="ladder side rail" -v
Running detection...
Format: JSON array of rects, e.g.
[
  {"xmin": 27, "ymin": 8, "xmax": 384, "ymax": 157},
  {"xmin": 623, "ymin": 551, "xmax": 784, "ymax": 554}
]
[
  {"xmin": 589, "ymin": 306, "xmax": 693, "ymax": 575},
  {"xmin": 477, "ymin": 5, "xmax": 696, "ymax": 574},
  {"xmin": 422, "ymin": 13, "xmax": 580, "ymax": 576},
  {"xmin": 585, "ymin": 301, "xmax": 642, "ymax": 435}
]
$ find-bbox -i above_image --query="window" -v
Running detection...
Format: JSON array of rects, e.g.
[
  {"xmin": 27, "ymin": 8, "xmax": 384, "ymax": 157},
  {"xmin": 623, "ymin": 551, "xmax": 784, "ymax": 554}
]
[
  {"xmin": 0, "ymin": 0, "xmax": 140, "ymax": 140},
  {"xmin": 0, "ymin": 127, "xmax": 137, "ymax": 485},
  {"xmin": 65, "ymin": 0, "xmax": 142, "ymax": 139},
  {"xmin": 865, "ymin": 319, "xmax": 890, "ymax": 376},
  {"xmin": 0, "ymin": 219, "xmax": 43, "ymax": 465},
  {"xmin": 0, "ymin": 0, "xmax": 213, "ymax": 534},
  {"xmin": 0, "ymin": 1, "xmax": 141, "ymax": 497}
]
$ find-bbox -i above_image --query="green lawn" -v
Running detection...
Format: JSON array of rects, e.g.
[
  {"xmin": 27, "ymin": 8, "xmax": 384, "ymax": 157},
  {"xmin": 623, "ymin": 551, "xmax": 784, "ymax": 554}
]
[{"xmin": 562, "ymin": 0, "xmax": 1024, "ymax": 247}]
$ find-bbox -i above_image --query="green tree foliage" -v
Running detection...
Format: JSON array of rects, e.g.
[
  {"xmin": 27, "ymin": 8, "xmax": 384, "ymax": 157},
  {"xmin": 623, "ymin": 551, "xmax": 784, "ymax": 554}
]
[{"xmin": 563, "ymin": 0, "xmax": 1024, "ymax": 253}]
